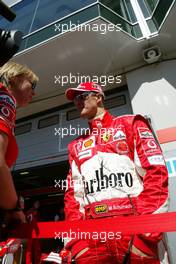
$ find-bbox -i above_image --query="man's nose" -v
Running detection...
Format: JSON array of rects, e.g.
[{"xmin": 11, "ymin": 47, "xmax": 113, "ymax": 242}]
[
  {"xmin": 31, "ymin": 89, "xmax": 35, "ymax": 96},
  {"xmin": 74, "ymin": 99, "xmax": 83, "ymax": 107},
  {"xmin": 77, "ymin": 100, "xmax": 85, "ymax": 108}
]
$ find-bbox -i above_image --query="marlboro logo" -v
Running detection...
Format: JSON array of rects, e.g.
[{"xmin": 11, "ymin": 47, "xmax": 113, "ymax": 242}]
[{"xmin": 84, "ymin": 166, "xmax": 133, "ymax": 194}]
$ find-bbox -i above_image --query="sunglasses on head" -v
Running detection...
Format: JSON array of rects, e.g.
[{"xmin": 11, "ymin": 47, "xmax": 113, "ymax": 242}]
[{"xmin": 30, "ymin": 81, "xmax": 37, "ymax": 91}]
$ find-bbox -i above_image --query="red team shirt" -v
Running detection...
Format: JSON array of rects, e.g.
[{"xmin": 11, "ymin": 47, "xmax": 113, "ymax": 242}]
[{"xmin": 0, "ymin": 83, "xmax": 18, "ymax": 167}]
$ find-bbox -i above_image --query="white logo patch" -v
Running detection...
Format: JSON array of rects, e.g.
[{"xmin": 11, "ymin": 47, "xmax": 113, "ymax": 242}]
[
  {"xmin": 147, "ymin": 140, "xmax": 157, "ymax": 149},
  {"xmin": 82, "ymin": 136, "xmax": 95, "ymax": 150},
  {"xmin": 113, "ymin": 130, "xmax": 126, "ymax": 141},
  {"xmin": 148, "ymin": 155, "xmax": 165, "ymax": 165},
  {"xmin": 78, "ymin": 149, "xmax": 92, "ymax": 160},
  {"xmin": 138, "ymin": 128, "xmax": 153, "ymax": 138}
]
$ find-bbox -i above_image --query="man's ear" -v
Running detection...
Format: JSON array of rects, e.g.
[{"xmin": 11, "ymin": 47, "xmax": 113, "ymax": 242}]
[
  {"xmin": 96, "ymin": 94, "xmax": 103, "ymax": 105},
  {"xmin": 9, "ymin": 76, "xmax": 17, "ymax": 88}
]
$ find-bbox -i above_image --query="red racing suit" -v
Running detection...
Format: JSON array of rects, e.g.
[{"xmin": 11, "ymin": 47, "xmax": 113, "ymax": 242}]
[
  {"xmin": 0, "ymin": 83, "xmax": 18, "ymax": 167},
  {"xmin": 64, "ymin": 111, "xmax": 169, "ymax": 264},
  {"xmin": 26, "ymin": 208, "xmax": 41, "ymax": 264}
]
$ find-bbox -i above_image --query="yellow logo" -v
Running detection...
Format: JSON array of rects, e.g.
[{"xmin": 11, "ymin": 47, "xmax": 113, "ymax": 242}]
[
  {"xmin": 84, "ymin": 139, "xmax": 93, "ymax": 148},
  {"xmin": 95, "ymin": 204, "xmax": 108, "ymax": 214},
  {"xmin": 102, "ymin": 133, "xmax": 110, "ymax": 143}
]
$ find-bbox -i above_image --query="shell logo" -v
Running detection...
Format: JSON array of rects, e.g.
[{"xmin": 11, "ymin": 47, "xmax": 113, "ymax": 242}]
[{"xmin": 84, "ymin": 139, "xmax": 93, "ymax": 148}]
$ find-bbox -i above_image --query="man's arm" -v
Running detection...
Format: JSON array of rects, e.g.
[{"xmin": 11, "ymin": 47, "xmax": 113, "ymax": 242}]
[
  {"xmin": 132, "ymin": 115, "xmax": 169, "ymax": 255},
  {"xmin": 0, "ymin": 131, "xmax": 18, "ymax": 209},
  {"xmin": 64, "ymin": 144, "xmax": 89, "ymax": 258},
  {"xmin": 0, "ymin": 131, "xmax": 26, "ymax": 225}
]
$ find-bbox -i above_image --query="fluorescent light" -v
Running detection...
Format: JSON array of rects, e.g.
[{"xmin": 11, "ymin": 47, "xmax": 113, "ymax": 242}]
[
  {"xmin": 20, "ymin": 171, "xmax": 29, "ymax": 175},
  {"xmin": 47, "ymin": 193, "xmax": 64, "ymax": 197}
]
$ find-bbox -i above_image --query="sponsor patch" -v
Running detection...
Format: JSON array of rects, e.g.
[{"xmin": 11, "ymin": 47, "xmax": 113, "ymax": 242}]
[
  {"xmin": 92, "ymin": 83, "xmax": 102, "ymax": 91},
  {"xmin": 108, "ymin": 204, "xmax": 132, "ymax": 211},
  {"xmin": 147, "ymin": 139, "xmax": 157, "ymax": 149},
  {"xmin": 77, "ymin": 85, "xmax": 86, "ymax": 89},
  {"xmin": 138, "ymin": 127, "xmax": 154, "ymax": 139},
  {"xmin": 74, "ymin": 141, "xmax": 83, "ymax": 156},
  {"xmin": 78, "ymin": 149, "xmax": 92, "ymax": 160},
  {"xmin": 84, "ymin": 139, "xmax": 93, "ymax": 147},
  {"xmin": 116, "ymin": 141, "xmax": 129, "ymax": 154},
  {"xmin": 0, "ymin": 94, "xmax": 16, "ymax": 108},
  {"xmin": 95, "ymin": 120, "xmax": 102, "ymax": 128},
  {"xmin": 0, "ymin": 93, "xmax": 16, "ymax": 128},
  {"xmin": 85, "ymin": 167, "xmax": 133, "ymax": 194},
  {"xmin": 82, "ymin": 136, "xmax": 95, "ymax": 150},
  {"xmin": 113, "ymin": 130, "xmax": 126, "ymax": 141},
  {"xmin": 148, "ymin": 155, "xmax": 165, "ymax": 165},
  {"xmin": 142, "ymin": 139, "xmax": 161, "ymax": 155},
  {"xmin": 0, "ymin": 104, "xmax": 15, "ymax": 128},
  {"xmin": 102, "ymin": 132, "xmax": 111, "ymax": 143},
  {"xmin": 95, "ymin": 204, "xmax": 108, "ymax": 214}
]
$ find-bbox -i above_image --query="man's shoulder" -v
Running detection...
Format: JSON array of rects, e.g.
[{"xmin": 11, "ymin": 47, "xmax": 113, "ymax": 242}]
[
  {"xmin": 0, "ymin": 86, "xmax": 16, "ymax": 106},
  {"xmin": 113, "ymin": 114, "xmax": 146, "ymax": 125},
  {"xmin": 113, "ymin": 114, "xmax": 135, "ymax": 124}
]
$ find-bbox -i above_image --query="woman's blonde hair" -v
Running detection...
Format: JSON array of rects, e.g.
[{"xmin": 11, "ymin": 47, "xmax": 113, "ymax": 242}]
[{"xmin": 0, "ymin": 61, "xmax": 39, "ymax": 87}]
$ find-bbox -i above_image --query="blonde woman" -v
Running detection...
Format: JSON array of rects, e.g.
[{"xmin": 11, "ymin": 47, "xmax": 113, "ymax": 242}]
[{"xmin": 0, "ymin": 61, "xmax": 38, "ymax": 224}]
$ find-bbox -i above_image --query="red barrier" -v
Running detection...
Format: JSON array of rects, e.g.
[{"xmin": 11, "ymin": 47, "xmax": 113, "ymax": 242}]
[{"xmin": 7, "ymin": 212, "xmax": 176, "ymax": 239}]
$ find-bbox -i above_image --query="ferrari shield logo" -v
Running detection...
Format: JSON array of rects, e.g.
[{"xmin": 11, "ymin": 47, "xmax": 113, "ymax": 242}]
[{"xmin": 102, "ymin": 133, "xmax": 111, "ymax": 143}]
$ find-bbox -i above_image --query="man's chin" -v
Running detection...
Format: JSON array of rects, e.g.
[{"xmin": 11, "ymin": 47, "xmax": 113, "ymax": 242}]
[
  {"xmin": 80, "ymin": 110, "xmax": 89, "ymax": 119},
  {"xmin": 80, "ymin": 113, "xmax": 87, "ymax": 118}
]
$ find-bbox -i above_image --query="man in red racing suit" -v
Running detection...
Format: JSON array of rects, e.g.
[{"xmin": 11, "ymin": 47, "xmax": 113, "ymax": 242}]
[{"xmin": 63, "ymin": 82, "xmax": 169, "ymax": 264}]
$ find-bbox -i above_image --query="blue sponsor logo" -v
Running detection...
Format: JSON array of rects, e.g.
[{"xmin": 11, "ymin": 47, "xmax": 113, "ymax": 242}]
[{"xmin": 166, "ymin": 158, "xmax": 176, "ymax": 176}]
